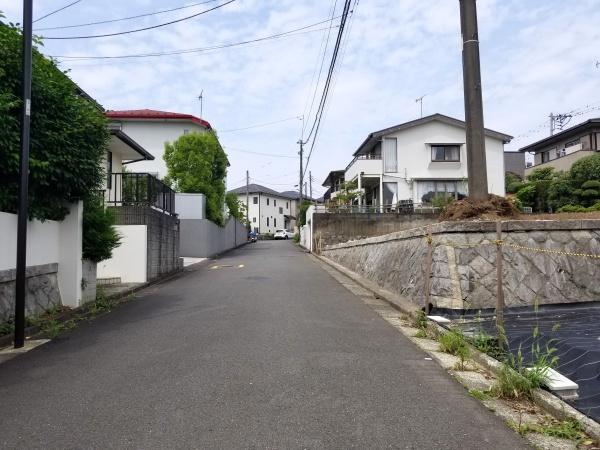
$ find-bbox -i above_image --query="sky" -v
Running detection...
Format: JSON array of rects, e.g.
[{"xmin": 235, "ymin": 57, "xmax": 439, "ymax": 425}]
[{"xmin": 3, "ymin": 0, "xmax": 600, "ymax": 199}]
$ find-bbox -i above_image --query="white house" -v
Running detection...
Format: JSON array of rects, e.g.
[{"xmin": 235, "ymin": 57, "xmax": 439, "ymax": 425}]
[
  {"xmin": 229, "ymin": 184, "xmax": 297, "ymax": 234},
  {"xmin": 105, "ymin": 109, "xmax": 213, "ymax": 178},
  {"xmin": 342, "ymin": 114, "xmax": 512, "ymax": 208}
]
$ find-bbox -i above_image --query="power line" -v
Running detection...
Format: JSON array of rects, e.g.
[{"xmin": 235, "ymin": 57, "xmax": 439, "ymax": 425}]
[
  {"xmin": 42, "ymin": 0, "xmax": 236, "ymax": 40},
  {"xmin": 50, "ymin": 19, "xmax": 340, "ymax": 60},
  {"xmin": 302, "ymin": 0, "xmax": 338, "ymax": 138},
  {"xmin": 33, "ymin": 0, "xmax": 83, "ymax": 23},
  {"xmin": 34, "ymin": 0, "xmax": 219, "ymax": 31},
  {"xmin": 225, "ymin": 147, "xmax": 297, "ymax": 159},
  {"xmin": 302, "ymin": 0, "xmax": 353, "ymax": 178},
  {"xmin": 220, "ymin": 116, "xmax": 302, "ymax": 133}
]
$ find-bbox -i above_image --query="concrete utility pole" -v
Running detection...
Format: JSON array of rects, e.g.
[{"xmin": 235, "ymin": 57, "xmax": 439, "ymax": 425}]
[
  {"xmin": 15, "ymin": 0, "xmax": 33, "ymax": 349},
  {"xmin": 304, "ymin": 182, "xmax": 308, "ymax": 198},
  {"xmin": 298, "ymin": 140, "xmax": 304, "ymax": 204},
  {"xmin": 459, "ymin": 0, "xmax": 488, "ymax": 200},
  {"xmin": 198, "ymin": 90, "xmax": 203, "ymax": 118},
  {"xmin": 549, "ymin": 113, "xmax": 572, "ymax": 136},
  {"xmin": 309, "ymin": 171, "xmax": 313, "ymax": 199},
  {"xmin": 245, "ymin": 170, "xmax": 250, "ymax": 229}
]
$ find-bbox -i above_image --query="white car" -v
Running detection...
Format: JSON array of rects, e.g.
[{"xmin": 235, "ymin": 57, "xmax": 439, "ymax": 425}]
[{"xmin": 274, "ymin": 229, "xmax": 293, "ymax": 240}]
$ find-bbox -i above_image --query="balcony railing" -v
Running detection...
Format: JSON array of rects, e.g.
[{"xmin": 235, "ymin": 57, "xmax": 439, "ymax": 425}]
[
  {"xmin": 105, "ymin": 172, "xmax": 176, "ymax": 215},
  {"xmin": 315, "ymin": 200, "xmax": 439, "ymax": 215}
]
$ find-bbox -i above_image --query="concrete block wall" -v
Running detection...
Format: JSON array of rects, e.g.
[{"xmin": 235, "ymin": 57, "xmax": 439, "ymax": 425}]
[
  {"xmin": 312, "ymin": 212, "xmax": 439, "ymax": 247},
  {"xmin": 321, "ymin": 220, "xmax": 600, "ymax": 310},
  {"xmin": 179, "ymin": 217, "xmax": 247, "ymax": 258}
]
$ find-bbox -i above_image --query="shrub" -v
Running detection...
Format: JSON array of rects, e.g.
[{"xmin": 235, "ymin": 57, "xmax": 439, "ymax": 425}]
[
  {"xmin": 439, "ymin": 329, "xmax": 470, "ymax": 356},
  {"xmin": 82, "ymin": 197, "xmax": 121, "ymax": 262},
  {"xmin": 515, "ymin": 184, "xmax": 536, "ymax": 208},
  {"xmin": 298, "ymin": 200, "xmax": 313, "ymax": 226},
  {"xmin": 570, "ymin": 153, "xmax": 600, "ymax": 185},
  {"xmin": 506, "ymin": 181, "xmax": 525, "ymax": 194}
]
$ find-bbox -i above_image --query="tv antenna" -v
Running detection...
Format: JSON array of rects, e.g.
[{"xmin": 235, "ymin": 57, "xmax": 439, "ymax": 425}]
[
  {"xmin": 198, "ymin": 90, "xmax": 203, "ymax": 118},
  {"xmin": 415, "ymin": 94, "xmax": 426, "ymax": 118}
]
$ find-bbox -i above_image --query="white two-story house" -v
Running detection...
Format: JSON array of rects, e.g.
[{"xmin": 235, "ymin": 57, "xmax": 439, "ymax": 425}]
[
  {"xmin": 105, "ymin": 109, "xmax": 213, "ymax": 178},
  {"xmin": 343, "ymin": 114, "xmax": 512, "ymax": 208},
  {"xmin": 229, "ymin": 184, "xmax": 296, "ymax": 234}
]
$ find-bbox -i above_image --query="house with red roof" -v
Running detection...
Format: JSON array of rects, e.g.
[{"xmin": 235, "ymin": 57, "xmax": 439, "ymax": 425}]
[{"xmin": 106, "ymin": 109, "xmax": 213, "ymax": 179}]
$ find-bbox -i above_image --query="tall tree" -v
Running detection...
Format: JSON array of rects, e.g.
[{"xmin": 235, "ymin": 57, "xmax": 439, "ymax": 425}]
[{"xmin": 163, "ymin": 131, "xmax": 228, "ymax": 225}]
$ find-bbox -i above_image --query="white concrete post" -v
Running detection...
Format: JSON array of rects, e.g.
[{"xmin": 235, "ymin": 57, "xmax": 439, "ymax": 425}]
[
  {"xmin": 357, "ymin": 174, "xmax": 362, "ymax": 207},
  {"xmin": 58, "ymin": 201, "xmax": 83, "ymax": 307}
]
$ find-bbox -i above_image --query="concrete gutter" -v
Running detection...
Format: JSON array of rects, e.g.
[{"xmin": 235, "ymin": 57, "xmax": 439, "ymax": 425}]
[{"xmin": 314, "ymin": 252, "xmax": 600, "ymax": 442}]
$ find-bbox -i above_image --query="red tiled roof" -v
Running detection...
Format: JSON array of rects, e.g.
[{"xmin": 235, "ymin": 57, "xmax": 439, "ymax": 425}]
[{"xmin": 106, "ymin": 109, "xmax": 211, "ymax": 129}]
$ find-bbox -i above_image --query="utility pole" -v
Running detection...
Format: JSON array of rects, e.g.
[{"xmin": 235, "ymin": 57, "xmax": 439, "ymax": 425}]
[
  {"xmin": 309, "ymin": 170, "xmax": 313, "ymax": 199},
  {"xmin": 15, "ymin": 0, "xmax": 33, "ymax": 349},
  {"xmin": 298, "ymin": 140, "xmax": 304, "ymax": 204},
  {"xmin": 549, "ymin": 113, "xmax": 572, "ymax": 136},
  {"xmin": 245, "ymin": 170, "xmax": 249, "ymax": 230},
  {"xmin": 460, "ymin": 0, "xmax": 488, "ymax": 201},
  {"xmin": 304, "ymin": 182, "xmax": 308, "ymax": 198}
]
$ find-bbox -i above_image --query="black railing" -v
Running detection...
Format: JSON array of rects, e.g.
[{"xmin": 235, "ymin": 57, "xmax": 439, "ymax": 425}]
[{"xmin": 105, "ymin": 172, "xmax": 176, "ymax": 215}]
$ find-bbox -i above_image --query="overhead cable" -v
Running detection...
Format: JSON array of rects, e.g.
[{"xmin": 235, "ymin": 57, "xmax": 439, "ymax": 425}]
[
  {"xmin": 50, "ymin": 18, "xmax": 340, "ymax": 59},
  {"xmin": 34, "ymin": 0, "xmax": 218, "ymax": 31},
  {"xmin": 34, "ymin": 0, "xmax": 83, "ymax": 23},
  {"xmin": 42, "ymin": 0, "xmax": 237, "ymax": 40}
]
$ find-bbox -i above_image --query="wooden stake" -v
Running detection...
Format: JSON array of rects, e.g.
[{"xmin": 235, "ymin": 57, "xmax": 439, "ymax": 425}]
[
  {"xmin": 496, "ymin": 221, "xmax": 505, "ymax": 346},
  {"xmin": 424, "ymin": 225, "xmax": 433, "ymax": 312}
]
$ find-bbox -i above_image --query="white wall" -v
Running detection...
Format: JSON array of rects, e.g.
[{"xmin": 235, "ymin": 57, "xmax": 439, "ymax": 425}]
[
  {"xmin": 117, "ymin": 121, "xmax": 208, "ymax": 178},
  {"xmin": 97, "ymin": 225, "xmax": 147, "ymax": 283},
  {"xmin": 0, "ymin": 202, "xmax": 83, "ymax": 307},
  {"xmin": 175, "ymin": 193, "xmax": 205, "ymax": 220},
  {"xmin": 344, "ymin": 120, "xmax": 506, "ymax": 200}
]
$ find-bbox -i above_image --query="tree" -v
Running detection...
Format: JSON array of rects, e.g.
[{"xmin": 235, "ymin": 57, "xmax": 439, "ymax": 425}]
[
  {"xmin": 225, "ymin": 192, "xmax": 247, "ymax": 225},
  {"xmin": 0, "ymin": 21, "xmax": 109, "ymax": 220},
  {"xmin": 163, "ymin": 131, "xmax": 228, "ymax": 226},
  {"xmin": 331, "ymin": 180, "xmax": 361, "ymax": 206}
]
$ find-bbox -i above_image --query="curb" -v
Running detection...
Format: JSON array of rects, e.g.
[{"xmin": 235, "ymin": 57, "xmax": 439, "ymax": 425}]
[{"xmin": 314, "ymin": 252, "xmax": 600, "ymax": 442}]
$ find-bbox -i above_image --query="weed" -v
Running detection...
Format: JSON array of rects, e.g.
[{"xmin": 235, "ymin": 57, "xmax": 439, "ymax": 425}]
[
  {"xmin": 0, "ymin": 320, "xmax": 14, "ymax": 336},
  {"xmin": 468, "ymin": 389, "xmax": 491, "ymax": 401},
  {"xmin": 539, "ymin": 418, "xmax": 585, "ymax": 441},
  {"xmin": 415, "ymin": 329, "xmax": 428, "ymax": 338},
  {"xmin": 411, "ymin": 310, "xmax": 428, "ymax": 330},
  {"xmin": 439, "ymin": 329, "xmax": 471, "ymax": 370}
]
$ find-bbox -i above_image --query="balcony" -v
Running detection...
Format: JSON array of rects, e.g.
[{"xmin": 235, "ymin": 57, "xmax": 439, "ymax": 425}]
[
  {"xmin": 105, "ymin": 172, "xmax": 176, "ymax": 216},
  {"xmin": 525, "ymin": 148, "xmax": 596, "ymax": 177},
  {"xmin": 345, "ymin": 155, "xmax": 382, "ymax": 181}
]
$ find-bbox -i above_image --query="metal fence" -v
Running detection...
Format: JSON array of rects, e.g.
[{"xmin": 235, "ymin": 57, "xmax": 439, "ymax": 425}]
[
  {"xmin": 105, "ymin": 172, "xmax": 176, "ymax": 216},
  {"xmin": 315, "ymin": 200, "xmax": 440, "ymax": 215}
]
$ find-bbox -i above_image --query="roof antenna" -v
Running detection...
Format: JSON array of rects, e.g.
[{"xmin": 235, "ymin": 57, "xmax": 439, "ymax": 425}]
[
  {"xmin": 198, "ymin": 90, "xmax": 203, "ymax": 118},
  {"xmin": 415, "ymin": 94, "xmax": 426, "ymax": 118}
]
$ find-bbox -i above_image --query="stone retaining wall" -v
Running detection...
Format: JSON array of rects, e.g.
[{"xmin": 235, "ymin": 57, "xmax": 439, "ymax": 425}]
[
  {"xmin": 321, "ymin": 220, "xmax": 600, "ymax": 309},
  {"xmin": 0, "ymin": 263, "xmax": 61, "ymax": 321}
]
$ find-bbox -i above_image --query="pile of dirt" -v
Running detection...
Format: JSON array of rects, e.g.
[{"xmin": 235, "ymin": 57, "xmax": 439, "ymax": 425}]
[{"xmin": 440, "ymin": 195, "xmax": 520, "ymax": 221}]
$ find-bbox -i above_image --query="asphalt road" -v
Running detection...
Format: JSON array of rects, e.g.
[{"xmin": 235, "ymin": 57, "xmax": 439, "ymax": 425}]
[{"xmin": 0, "ymin": 241, "xmax": 527, "ymax": 449}]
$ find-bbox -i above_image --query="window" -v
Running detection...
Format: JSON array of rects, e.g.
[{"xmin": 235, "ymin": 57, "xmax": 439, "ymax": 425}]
[
  {"xmin": 383, "ymin": 137, "xmax": 398, "ymax": 172},
  {"xmin": 106, "ymin": 151, "xmax": 113, "ymax": 189},
  {"xmin": 417, "ymin": 180, "xmax": 467, "ymax": 203},
  {"xmin": 383, "ymin": 182, "xmax": 398, "ymax": 206},
  {"xmin": 253, "ymin": 196, "xmax": 258, "ymax": 204},
  {"xmin": 565, "ymin": 138, "xmax": 580, "ymax": 148},
  {"xmin": 279, "ymin": 207, "xmax": 283, "ymax": 214},
  {"xmin": 267, "ymin": 217, "xmax": 269, "ymax": 226},
  {"xmin": 274, "ymin": 218, "xmax": 277, "ymax": 227},
  {"xmin": 286, "ymin": 202, "xmax": 289, "ymax": 208},
  {"xmin": 541, "ymin": 151, "xmax": 550, "ymax": 163},
  {"xmin": 267, "ymin": 198, "xmax": 270, "ymax": 206},
  {"xmin": 254, "ymin": 227, "xmax": 259, "ymax": 233},
  {"xmin": 431, "ymin": 145, "xmax": 460, "ymax": 162},
  {"xmin": 274, "ymin": 199, "xmax": 277, "ymax": 207},
  {"xmin": 253, "ymin": 217, "xmax": 256, "ymax": 223},
  {"xmin": 183, "ymin": 129, "xmax": 190, "ymax": 135}
]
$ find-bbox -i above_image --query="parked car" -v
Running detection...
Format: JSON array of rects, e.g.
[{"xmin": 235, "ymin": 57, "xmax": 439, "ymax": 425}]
[
  {"xmin": 248, "ymin": 231, "xmax": 257, "ymax": 242},
  {"xmin": 274, "ymin": 229, "xmax": 290, "ymax": 240}
]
